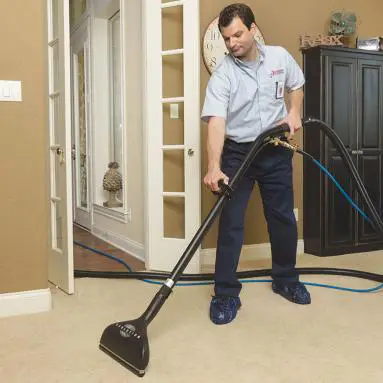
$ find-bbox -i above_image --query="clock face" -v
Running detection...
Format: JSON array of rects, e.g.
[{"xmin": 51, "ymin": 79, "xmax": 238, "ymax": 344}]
[{"xmin": 202, "ymin": 16, "xmax": 265, "ymax": 74}]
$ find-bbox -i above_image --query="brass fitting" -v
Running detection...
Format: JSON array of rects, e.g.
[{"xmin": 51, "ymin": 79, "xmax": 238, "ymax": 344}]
[{"xmin": 269, "ymin": 137, "xmax": 298, "ymax": 152}]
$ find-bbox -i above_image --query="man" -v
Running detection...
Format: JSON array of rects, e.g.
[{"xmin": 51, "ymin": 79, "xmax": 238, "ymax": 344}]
[{"xmin": 201, "ymin": 3, "xmax": 311, "ymax": 325}]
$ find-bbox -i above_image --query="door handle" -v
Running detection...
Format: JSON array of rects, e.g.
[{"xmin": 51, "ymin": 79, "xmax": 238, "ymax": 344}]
[{"xmin": 56, "ymin": 147, "xmax": 65, "ymax": 165}]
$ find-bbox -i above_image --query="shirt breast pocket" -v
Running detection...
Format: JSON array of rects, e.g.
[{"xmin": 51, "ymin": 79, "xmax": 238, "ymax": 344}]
[{"xmin": 230, "ymin": 78, "xmax": 257, "ymax": 112}]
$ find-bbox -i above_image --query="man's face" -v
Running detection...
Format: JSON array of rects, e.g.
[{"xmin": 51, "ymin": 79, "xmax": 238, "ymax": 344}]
[{"xmin": 220, "ymin": 16, "xmax": 257, "ymax": 59}]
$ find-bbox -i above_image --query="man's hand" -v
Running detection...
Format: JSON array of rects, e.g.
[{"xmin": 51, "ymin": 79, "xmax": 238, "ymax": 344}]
[
  {"xmin": 279, "ymin": 111, "xmax": 302, "ymax": 140},
  {"xmin": 204, "ymin": 167, "xmax": 229, "ymax": 192}
]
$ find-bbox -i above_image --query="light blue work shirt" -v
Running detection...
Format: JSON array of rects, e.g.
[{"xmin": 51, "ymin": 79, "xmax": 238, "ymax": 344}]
[{"xmin": 201, "ymin": 43, "xmax": 305, "ymax": 143}]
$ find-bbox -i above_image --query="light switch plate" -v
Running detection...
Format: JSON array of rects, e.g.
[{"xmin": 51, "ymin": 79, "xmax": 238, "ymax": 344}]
[
  {"xmin": 0, "ymin": 80, "xmax": 22, "ymax": 102},
  {"xmin": 170, "ymin": 103, "xmax": 179, "ymax": 119}
]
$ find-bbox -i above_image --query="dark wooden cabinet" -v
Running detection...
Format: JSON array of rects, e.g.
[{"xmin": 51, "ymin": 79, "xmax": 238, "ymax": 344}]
[{"xmin": 302, "ymin": 46, "xmax": 383, "ymax": 256}]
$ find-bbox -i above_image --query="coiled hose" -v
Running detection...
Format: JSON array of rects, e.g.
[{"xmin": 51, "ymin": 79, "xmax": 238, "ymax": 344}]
[{"xmin": 74, "ymin": 118, "xmax": 383, "ymax": 285}]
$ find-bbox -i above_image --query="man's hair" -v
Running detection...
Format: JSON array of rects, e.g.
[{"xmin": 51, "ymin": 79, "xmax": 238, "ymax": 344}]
[{"xmin": 218, "ymin": 3, "xmax": 255, "ymax": 31}]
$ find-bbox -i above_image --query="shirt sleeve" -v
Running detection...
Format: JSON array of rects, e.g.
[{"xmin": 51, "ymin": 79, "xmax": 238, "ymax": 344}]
[
  {"xmin": 283, "ymin": 48, "xmax": 305, "ymax": 92},
  {"xmin": 200, "ymin": 68, "xmax": 230, "ymax": 123}
]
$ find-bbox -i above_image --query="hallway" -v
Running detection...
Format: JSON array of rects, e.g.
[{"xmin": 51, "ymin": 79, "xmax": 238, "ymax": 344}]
[{"xmin": 73, "ymin": 225, "xmax": 145, "ymax": 272}]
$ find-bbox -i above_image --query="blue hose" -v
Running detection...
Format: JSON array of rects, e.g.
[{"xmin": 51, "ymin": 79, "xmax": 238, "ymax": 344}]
[
  {"xmin": 73, "ymin": 242, "xmax": 383, "ymax": 293},
  {"xmin": 73, "ymin": 154, "xmax": 383, "ymax": 294},
  {"xmin": 312, "ymin": 158, "xmax": 371, "ymax": 223},
  {"xmin": 73, "ymin": 241, "xmax": 133, "ymax": 272},
  {"xmin": 142, "ymin": 278, "xmax": 383, "ymax": 293}
]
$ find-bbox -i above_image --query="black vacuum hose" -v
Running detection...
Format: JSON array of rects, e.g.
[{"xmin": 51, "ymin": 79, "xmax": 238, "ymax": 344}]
[
  {"xmin": 303, "ymin": 117, "xmax": 383, "ymax": 232},
  {"xmin": 74, "ymin": 268, "xmax": 383, "ymax": 282},
  {"xmin": 74, "ymin": 118, "xmax": 383, "ymax": 283}
]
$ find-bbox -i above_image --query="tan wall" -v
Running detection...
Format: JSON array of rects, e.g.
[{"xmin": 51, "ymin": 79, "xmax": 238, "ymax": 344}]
[
  {"xmin": 200, "ymin": 0, "xmax": 383, "ymax": 248},
  {"xmin": 0, "ymin": 0, "xmax": 48, "ymax": 293}
]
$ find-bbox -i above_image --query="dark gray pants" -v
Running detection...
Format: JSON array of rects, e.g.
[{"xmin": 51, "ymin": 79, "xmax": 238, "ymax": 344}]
[{"xmin": 215, "ymin": 138, "xmax": 299, "ymax": 297}]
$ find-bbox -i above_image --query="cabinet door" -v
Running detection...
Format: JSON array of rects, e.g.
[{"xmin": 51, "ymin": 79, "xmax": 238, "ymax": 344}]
[
  {"xmin": 357, "ymin": 59, "xmax": 383, "ymax": 245},
  {"xmin": 324, "ymin": 56, "xmax": 358, "ymax": 251}
]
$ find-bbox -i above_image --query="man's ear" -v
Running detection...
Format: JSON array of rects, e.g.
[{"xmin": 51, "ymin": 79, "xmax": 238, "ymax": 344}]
[{"xmin": 249, "ymin": 22, "xmax": 257, "ymax": 36}]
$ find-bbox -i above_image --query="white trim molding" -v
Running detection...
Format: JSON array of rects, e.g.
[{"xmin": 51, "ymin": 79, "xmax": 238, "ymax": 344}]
[
  {"xmin": 93, "ymin": 203, "xmax": 131, "ymax": 223},
  {"xmin": 201, "ymin": 240, "xmax": 305, "ymax": 266},
  {"xmin": 92, "ymin": 226, "xmax": 145, "ymax": 262},
  {"xmin": 0, "ymin": 289, "xmax": 52, "ymax": 319}
]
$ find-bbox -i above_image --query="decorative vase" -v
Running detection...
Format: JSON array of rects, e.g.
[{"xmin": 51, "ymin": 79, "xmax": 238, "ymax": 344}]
[{"xmin": 103, "ymin": 161, "xmax": 123, "ymax": 208}]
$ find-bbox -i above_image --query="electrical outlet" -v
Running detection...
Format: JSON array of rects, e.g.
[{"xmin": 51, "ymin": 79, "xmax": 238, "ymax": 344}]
[{"xmin": 293, "ymin": 208, "xmax": 299, "ymax": 221}]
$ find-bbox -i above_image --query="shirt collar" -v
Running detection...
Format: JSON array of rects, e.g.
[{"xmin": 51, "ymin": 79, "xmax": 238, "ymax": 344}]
[{"xmin": 232, "ymin": 42, "xmax": 265, "ymax": 66}]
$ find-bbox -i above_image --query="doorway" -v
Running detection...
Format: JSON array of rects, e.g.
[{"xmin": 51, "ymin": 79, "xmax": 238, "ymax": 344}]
[
  {"xmin": 48, "ymin": 0, "xmax": 201, "ymax": 293},
  {"xmin": 68, "ymin": 0, "xmax": 146, "ymax": 275}
]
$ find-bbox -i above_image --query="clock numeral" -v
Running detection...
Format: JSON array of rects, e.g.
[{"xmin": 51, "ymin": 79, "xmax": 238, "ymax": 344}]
[
  {"xmin": 205, "ymin": 42, "xmax": 214, "ymax": 52},
  {"xmin": 210, "ymin": 30, "xmax": 220, "ymax": 40},
  {"xmin": 210, "ymin": 57, "xmax": 216, "ymax": 67}
]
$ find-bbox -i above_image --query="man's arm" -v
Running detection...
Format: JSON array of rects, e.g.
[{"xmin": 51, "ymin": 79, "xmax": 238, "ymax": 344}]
[
  {"xmin": 207, "ymin": 117, "xmax": 225, "ymax": 171},
  {"xmin": 281, "ymin": 48, "xmax": 305, "ymax": 139},
  {"xmin": 285, "ymin": 87, "xmax": 304, "ymax": 139},
  {"xmin": 204, "ymin": 116, "xmax": 229, "ymax": 192},
  {"xmin": 201, "ymin": 67, "xmax": 230, "ymax": 191},
  {"xmin": 288, "ymin": 87, "xmax": 303, "ymax": 116}
]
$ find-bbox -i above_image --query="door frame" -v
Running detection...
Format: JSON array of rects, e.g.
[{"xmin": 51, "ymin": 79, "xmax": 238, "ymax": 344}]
[{"xmin": 47, "ymin": 0, "xmax": 74, "ymax": 294}]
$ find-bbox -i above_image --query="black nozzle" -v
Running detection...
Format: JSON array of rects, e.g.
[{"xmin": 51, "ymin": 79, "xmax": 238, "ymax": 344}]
[{"xmin": 99, "ymin": 317, "xmax": 149, "ymax": 377}]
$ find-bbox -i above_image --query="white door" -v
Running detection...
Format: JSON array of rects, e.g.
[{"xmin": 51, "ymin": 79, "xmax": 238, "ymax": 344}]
[
  {"xmin": 47, "ymin": 0, "xmax": 74, "ymax": 294},
  {"xmin": 71, "ymin": 22, "xmax": 91, "ymax": 230},
  {"xmin": 143, "ymin": 0, "xmax": 201, "ymax": 272}
]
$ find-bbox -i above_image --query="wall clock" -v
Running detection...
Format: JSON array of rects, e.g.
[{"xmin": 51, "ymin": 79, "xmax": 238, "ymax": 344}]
[{"xmin": 202, "ymin": 16, "xmax": 265, "ymax": 74}]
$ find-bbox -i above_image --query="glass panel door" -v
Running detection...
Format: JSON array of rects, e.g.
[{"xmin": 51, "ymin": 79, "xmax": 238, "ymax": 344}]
[{"xmin": 144, "ymin": 0, "xmax": 201, "ymax": 272}]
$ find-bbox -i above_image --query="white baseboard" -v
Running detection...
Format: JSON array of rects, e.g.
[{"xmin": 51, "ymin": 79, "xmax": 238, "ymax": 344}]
[
  {"xmin": 92, "ymin": 226, "xmax": 145, "ymax": 262},
  {"xmin": 0, "ymin": 288, "xmax": 52, "ymax": 319},
  {"xmin": 201, "ymin": 240, "xmax": 304, "ymax": 266}
]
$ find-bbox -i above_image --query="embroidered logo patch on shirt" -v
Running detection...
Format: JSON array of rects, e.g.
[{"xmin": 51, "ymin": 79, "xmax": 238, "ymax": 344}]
[{"xmin": 270, "ymin": 69, "xmax": 285, "ymax": 78}]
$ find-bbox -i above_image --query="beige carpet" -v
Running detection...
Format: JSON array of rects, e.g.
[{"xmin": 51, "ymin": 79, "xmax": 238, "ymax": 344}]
[{"xmin": 1, "ymin": 251, "xmax": 383, "ymax": 383}]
